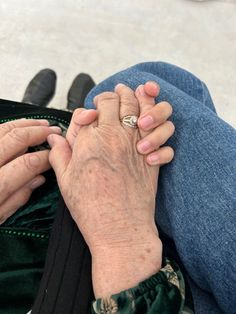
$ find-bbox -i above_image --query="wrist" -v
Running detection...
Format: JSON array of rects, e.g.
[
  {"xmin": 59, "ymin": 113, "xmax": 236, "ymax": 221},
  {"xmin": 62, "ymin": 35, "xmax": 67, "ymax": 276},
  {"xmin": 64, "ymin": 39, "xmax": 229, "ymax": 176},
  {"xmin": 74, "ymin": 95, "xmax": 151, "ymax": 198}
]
[
  {"xmin": 91, "ymin": 230, "xmax": 162, "ymax": 298},
  {"xmin": 88, "ymin": 219, "xmax": 159, "ymax": 253}
]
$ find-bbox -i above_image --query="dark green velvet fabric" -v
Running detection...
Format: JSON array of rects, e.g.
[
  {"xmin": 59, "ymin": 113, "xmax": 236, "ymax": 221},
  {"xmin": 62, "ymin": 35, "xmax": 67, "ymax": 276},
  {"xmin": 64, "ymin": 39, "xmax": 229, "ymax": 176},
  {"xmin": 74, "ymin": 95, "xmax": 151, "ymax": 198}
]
[
  {"xmin": 0, "ymin": 172, "xmax": 60, "ymax": 313},
  {"xmin": 3, "ymin": 171, "xmax": 59, "ymax": 232},
  {"xmin": 0, "ymin": 229, "xmax": 49, "ymax": 314}
]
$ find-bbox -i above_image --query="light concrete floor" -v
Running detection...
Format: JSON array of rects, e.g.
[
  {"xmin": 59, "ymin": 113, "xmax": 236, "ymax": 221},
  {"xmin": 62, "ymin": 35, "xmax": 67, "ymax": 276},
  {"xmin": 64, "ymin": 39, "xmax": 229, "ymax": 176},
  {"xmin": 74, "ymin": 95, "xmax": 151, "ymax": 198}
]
[{"xmin": 0, "ymin": 0, "xmax": 235, "ymax": 127}]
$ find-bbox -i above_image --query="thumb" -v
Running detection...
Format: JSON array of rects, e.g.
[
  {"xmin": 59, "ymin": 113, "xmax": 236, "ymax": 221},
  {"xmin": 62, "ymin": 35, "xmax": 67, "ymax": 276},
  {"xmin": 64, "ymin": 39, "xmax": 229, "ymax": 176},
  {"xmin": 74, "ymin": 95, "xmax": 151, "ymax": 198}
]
[
  {"xmin": 47, "ymin": 134, "xmax": 71, "ymax": 182},
  {"xmin": 66, "ymin": 109, "xmax": 98, "ymax": 148}
]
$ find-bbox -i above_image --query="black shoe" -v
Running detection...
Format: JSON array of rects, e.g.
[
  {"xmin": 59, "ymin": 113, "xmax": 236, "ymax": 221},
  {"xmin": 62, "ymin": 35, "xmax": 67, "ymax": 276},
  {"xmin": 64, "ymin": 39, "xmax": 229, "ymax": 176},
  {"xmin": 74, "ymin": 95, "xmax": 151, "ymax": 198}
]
[
  {"xmin": 67, "ymin": 73, "xmax": 95, "ymax": 110},
  {"xmin": 22, "ymin": 69, "xmax": 56, "ymax": 107}
]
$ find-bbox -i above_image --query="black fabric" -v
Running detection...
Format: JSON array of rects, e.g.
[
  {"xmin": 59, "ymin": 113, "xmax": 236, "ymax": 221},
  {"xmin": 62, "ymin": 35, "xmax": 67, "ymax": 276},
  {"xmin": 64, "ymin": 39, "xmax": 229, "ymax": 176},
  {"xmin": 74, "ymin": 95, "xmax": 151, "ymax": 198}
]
[
  {"xmin": 0, "ymin": 98, "xmax": 71, "ymax": 121},
  {"xmin": 31, "ymin": 198, "xmax": 94, "ymax": 314}
]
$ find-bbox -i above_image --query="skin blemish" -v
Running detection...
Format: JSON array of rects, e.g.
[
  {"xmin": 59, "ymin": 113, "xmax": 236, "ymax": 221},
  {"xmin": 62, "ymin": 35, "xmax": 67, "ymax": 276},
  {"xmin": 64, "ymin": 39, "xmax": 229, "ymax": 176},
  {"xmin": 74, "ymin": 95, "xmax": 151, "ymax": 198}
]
[
  {"xmin": 145, "ymin": 248, "xmax": 151, "ymax": 253},
  {"xmin": 139, "ymin": 255, "xmax": 146, "ymax": 261}
]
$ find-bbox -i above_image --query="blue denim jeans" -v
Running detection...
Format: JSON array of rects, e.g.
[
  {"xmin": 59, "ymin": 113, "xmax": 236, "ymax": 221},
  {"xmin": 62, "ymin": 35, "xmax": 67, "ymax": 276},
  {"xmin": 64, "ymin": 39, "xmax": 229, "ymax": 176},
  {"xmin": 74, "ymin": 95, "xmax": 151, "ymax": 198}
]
[{"xmin": 84, "ymin": 62, "xmax": 236, "ymax": 314}]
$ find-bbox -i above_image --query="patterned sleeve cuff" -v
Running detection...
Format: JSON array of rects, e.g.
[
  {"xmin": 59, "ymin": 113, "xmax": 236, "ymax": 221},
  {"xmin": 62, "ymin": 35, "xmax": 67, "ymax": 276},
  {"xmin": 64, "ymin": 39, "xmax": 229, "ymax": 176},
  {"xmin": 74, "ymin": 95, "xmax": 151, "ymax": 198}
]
[{"xmin": 92, "ymin": 259, "xmax": 193, "ymax": 313}]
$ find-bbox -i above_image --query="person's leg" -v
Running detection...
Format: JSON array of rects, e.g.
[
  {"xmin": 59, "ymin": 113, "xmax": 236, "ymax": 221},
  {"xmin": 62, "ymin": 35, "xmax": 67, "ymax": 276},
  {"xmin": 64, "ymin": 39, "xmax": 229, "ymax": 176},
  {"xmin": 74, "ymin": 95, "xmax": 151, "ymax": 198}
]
[{"xmin": 84, "ymin": 62, "xmax": 236, "ymax": 313}]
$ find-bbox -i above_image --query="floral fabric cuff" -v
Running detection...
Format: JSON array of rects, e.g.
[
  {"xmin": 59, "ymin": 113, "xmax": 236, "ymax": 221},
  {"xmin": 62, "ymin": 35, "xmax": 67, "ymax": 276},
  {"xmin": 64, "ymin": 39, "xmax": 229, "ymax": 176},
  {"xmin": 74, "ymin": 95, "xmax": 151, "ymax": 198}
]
[{"xmin": 92, "ymin": 259, "xmax": 194, "ymax": 314}]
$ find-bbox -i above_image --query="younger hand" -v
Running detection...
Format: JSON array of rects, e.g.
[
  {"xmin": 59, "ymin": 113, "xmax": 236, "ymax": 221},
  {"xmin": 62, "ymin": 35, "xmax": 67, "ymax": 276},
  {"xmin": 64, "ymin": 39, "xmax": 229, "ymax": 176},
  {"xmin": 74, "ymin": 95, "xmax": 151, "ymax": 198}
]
[{"xmin": 0, "ymin": 119, "xmax": 61, "ymax": 224}]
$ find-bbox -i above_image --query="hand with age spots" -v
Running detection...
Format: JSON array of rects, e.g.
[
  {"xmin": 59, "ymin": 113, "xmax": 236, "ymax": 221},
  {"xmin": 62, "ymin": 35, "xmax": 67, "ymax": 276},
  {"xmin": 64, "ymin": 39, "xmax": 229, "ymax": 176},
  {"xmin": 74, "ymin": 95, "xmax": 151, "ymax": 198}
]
[
  {"xmin": 48, "ymin": 82, "xmax": 175, "ymax": 298},
  {"xmin": 66, "ymin": 81, "xmax": 174, "ymax": 167}
]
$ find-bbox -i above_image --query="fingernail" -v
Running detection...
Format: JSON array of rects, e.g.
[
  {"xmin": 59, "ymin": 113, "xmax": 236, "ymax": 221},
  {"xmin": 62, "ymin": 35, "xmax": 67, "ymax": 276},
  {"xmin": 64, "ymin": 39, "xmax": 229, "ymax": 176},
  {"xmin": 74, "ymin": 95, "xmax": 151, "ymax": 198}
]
[
  {"xmin": 29, "ymin": 155, "xmax": 41, "ymax": 167},
  {"xmin": 47, "ymin": 134, "xmax": 55, "ymax": 147},
  {"xmin": 149, "ymin": 81, "xmax": 158, "ymax": 88},
  {"xmin": 50, "ymin": 126, "xmax": 62, "ymax": 134},
  {"xmin": 115, "ymin": 83, "xmax": 126, "ymax": 89},
  {"xmin": 38, "ymin": 119, "xmax": 50, "ymax": 126},
  {"xmin": 77, "ymin": 110, "xmax": 88, "ymax": 118},
  {"xmin": 148, "ymin": 154, "xmax": 160, "ymax": 165},
  {"xmin": 136, "ymin": 85, "xmax": 145, "ymax": 96},
  {"xmin": 137, "ymin": 140, "xmax": 151, "ymax": 153},
  {"xmin": 29, "ymin": 176, "xmax": 46, "ymax": 189},
  {"xmin": 72, "ymin": 109, "xmax": 84, "ymax": 124},
  {"xmin": 138, "ymin": 115, "xmax": 154, "ymax": 129},
  {"xmin": 93, "ymin": 95, "xmax": 98, "ymax": 105}
]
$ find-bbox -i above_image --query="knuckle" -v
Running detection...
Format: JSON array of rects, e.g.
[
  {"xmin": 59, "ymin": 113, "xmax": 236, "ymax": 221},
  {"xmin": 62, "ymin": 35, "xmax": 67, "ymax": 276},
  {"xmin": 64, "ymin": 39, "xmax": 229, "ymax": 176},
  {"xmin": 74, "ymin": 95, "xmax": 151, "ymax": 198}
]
[
  {"xmin": 0, "ymin": 121, "xmax": 17, "ymax": 133},
  {"xmin": 121, "ymin": 93, "xmax": 137, "ymax": 106},
  {"xmin": 97, "ymin": 92, "xmax": 119, "ymax": 104},
  {"xmin": 8, "ymin": 128, "xmax": 29, "ymax": 144},
  {"xmin": 22, "ymin": 153, "xmax": 41, "ymax": 172}
]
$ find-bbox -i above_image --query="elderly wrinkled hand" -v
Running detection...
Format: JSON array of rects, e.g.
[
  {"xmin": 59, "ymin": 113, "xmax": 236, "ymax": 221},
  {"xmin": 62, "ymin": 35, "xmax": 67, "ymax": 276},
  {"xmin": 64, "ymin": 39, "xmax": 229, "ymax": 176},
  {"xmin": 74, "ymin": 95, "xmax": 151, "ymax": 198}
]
[
  {"xmin": 48, "ymin": 82, "xmax": 175, "ymax": 297},
  {"xmin": 48, "ymin": 83, "xmax": 174, "ymax": 249}
]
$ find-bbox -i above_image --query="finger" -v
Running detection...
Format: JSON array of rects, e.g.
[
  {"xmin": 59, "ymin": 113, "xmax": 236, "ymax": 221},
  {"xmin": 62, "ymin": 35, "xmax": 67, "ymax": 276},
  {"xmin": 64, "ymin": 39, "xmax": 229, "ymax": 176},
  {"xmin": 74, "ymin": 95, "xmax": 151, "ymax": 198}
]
[
  {"xmin": 137, "ymin": 121, "xmax": 175, "ymax": 154},
  {"xmin": 135, "ymin": 83, "xmax": 156, "ymax": 138},
  {"xmin": 0, "ymin": 118, "xmax": 50, "ymax": 138},
  {"xmin": 93, "ymin": 92, "xmax": 120, "ymax": 126},
  {"xmin": 66, "ymin": 108, "xmax": 98, "ymax": 147},
  {"xmin": 146, "ymin": 146, "xmax": 174, "ymax": 166},
  {"xmin": 0, "ymin": 175, "xmax": 46, "ymax": 225},
  {"xmin": 115, "ymin": 84, "xmax": 139, "ymax": 124},
  {"xmin": 138, "ymin": 101, "xmax": 173, "ymax": 131},
  {"xmin": 0, "ymin": 150, "xmax": 50, "ymax": 204},
  {"xmin": 144, "ymin": 81, "xmax": 160, "ymax": 98},
  {"xmin": 135, "ymin": 82, "xmax": 160, "ymax": 116},
  {"xmin": 48, "ymin": 134, "xmax": 71, "ymax": 183},
  {"xmin": 0, "ymin": 125, "xmax": 62, "ymax": 167}
]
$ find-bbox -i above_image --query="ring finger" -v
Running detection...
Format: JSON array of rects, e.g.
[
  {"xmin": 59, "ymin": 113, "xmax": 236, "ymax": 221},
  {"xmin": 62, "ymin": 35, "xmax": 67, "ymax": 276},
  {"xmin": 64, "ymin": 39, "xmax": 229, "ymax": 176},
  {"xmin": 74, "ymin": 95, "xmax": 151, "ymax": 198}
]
[{"xmin": 114, "ymin": 83, "xmax": 140, "ymax": 135}]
